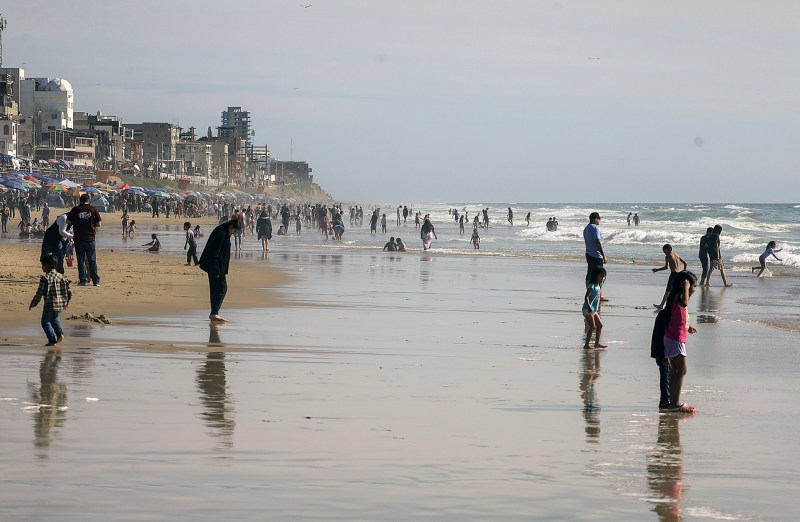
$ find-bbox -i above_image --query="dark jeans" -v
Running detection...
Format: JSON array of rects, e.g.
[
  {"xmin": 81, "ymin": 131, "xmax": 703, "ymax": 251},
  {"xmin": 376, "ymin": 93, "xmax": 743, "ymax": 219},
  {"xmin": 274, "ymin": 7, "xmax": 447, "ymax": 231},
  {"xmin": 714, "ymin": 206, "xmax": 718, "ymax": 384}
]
[
  {"xmin": 54, "ymin": 239, "xmax": 67, "ymax": 274},
  {"xmin": 187, "ymin": 244, "xmax": 199, "ymax": 265},
  {"xmin": 75, "ymin": 241, "xmax": 100, "ymax": 285},
  {"xmin": 208, "ymin": 273, "xmax": 228, "ymax": 315},
  {"xmin": 699, "ymin": 255, "xmax": 709, "ymax": 282},
  {"xmin": 585, "ymin": 254, "xmax": 604, "ymax": 283},
  {"xmin": 655, "ymin": 356, "xmax": 670, "ymax": 409},
  {"xmin": 41, "ymin": 309, "xmax": 63, "ymax": 345}
]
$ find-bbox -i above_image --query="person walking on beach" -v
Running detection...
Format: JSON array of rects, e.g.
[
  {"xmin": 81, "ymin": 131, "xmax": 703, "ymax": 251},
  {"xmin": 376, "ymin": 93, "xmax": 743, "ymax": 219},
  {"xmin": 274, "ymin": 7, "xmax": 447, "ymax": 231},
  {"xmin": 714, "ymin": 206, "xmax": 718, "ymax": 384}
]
[
  {"xmin": 507, "ymin": 207, "xmax": 514, "ymax": 226},
  {"xmin": 706, "ymin": 224, "xmax": 732, "ymax": 287},
  {"xmin": 396, "ymin": 206, "xmax": 402, "ymax": 226},
  {"xmin": 29, "ymin": 253, "xmax": 71, "ymax": 346},
  {"xmin": 420, "ymin": 216, "xmax": 437, "ymax": 251},
  {"xmin": 482, "ymin": 208, "xmax": 489, "ymax": 228},
  {"xmin": 583, "ymin": 212, "xmax": 607, "ymax": 284},
  {"xmin": 633, "ymin": 213, "xmax": 640, "ymax": 226},
  {"xmin": 698, "ymin": 227, "xmax": 713, "ymax": 285},
  {"xmin": 583, "ymin": 266, "xmax": 607, "ymax": 349},
  {"xmin": 525, "ymin": 212, "xmax": 531, "ymax": 227},
  {"xmin": 380, "ymin": 213, "xmax": 387, "ymax": 234},
  {"xmin": 184, "ymin": 221, "xmax": 199, "ymax": 265},
  {"xmin": 662, "ymin": 271, "xmax": 698, "ymax": 413},
  {"xmin": 67, "ymin": 193, "xmax": 102, "ymax": 287},
  {"xmin": 652, "ymin": 244, "xmax": 688, "ymax": 311},
  {"xmin": 752, "ymin": 241, "xmax": 782, "ymax": 277},
  {"xmin": 199, "ymin": 219, "xmax": 240, "ymax": 322},
  {"xmin": 627, "ymin": 212, "xmax": 632, "ymax": 226},
  {"xmin": 256, "ymin": 211, "xmax": 272, "ymax": 253}
]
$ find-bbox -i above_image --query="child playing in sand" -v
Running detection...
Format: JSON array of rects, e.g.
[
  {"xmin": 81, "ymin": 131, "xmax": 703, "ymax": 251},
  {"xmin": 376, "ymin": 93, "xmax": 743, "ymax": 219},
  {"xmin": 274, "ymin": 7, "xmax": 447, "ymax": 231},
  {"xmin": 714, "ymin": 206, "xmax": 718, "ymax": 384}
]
[
  {"xmin": 128, "ymin": 220, "xmax": 137, "ymax": 237},
  {"xmin": 583, "ymin": 266, "xmax": 607, "ymax": 349},
  {"xmin": 653, "ymin": 244, "xmax": 688, "ymax": 310},
  {"xmin": 143, "ymin": 233, "xmax": 161, "ymax": 252},
  {"xmin": 752, "ymin": 241, "xmax": 782, "ymax": 277},
  {"xmin": 662, "ymin": 271, "xmax": 698, "ymax": 413},
  {"xmin": 29, "ymin": 253, "xmax": 71, "ymax": 346},
  {"xmin": 193, "ymin": 224, "xmax": 203, "ymax": 238},
  {"xmin": 471, "ymin": 228, "xmax": 481, "ymax": 249}
]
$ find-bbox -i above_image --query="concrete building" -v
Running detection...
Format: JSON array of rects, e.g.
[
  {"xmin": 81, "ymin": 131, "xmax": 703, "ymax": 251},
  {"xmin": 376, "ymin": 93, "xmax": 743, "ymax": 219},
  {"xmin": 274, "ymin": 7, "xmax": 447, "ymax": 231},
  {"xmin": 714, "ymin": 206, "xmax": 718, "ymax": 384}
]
[
  {"xmin": 220, "ymin": 106, "xmax": 253, "ymax": 158},
  {"xmin": 0, "ymin": 117, "xmax": 16, "ymax": 156},
  {"xmin": 176, "ymin": 140, "xmax": 212, "ymax": 182},
  {"xmin": 124, "ymin": 122, "xmax": 180, "ymax": 177},
  {"xmin": 19, "ymin": 76, "xmax": 74, "ymax": 130}
]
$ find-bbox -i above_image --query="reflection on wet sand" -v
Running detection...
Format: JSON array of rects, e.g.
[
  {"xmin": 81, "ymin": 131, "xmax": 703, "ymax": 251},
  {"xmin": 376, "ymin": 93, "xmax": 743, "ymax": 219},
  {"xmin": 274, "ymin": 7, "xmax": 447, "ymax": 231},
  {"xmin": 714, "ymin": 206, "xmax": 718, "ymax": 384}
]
[
  {"xmin": 196, "ymin": 325, "xmax": 235, "ymax": 447},
  {"xmin": 647, "ymin": 414, "xmax": 686, "ymax": 521},
  {"xmin": 29, "ymin": 350, "xmax": 68, "ymax": 450},
  {"xmin": 580, "ymin": 347, "xmax": 602, "ymax": 443},
  {"xmin": 697, "ymin": 287, "xmax": 720, "ymax": 324}
]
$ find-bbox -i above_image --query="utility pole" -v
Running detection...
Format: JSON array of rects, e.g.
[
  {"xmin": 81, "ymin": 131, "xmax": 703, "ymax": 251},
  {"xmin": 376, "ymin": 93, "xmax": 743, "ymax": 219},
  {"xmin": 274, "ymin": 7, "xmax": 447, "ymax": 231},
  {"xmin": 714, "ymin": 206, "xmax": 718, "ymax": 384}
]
[{"xmin": 0, "ymin": 15, "xmax": 7, "ymax": 68}]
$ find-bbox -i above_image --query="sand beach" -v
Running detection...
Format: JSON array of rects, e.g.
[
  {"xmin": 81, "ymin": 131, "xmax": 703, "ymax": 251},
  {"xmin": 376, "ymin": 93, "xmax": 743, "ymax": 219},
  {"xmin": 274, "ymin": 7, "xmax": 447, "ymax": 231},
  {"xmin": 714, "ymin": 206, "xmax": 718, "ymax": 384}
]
[{"xmin": 1, "ymin": 214, "xmax": 799, "ymax": 520}]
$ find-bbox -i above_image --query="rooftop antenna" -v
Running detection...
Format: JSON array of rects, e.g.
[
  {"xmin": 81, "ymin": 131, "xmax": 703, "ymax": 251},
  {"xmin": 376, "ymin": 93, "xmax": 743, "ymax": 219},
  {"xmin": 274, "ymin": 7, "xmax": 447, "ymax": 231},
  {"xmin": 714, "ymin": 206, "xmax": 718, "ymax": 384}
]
[{"xmin": 0, "ymin": 15, "xmax": 7, "ymax": 67}]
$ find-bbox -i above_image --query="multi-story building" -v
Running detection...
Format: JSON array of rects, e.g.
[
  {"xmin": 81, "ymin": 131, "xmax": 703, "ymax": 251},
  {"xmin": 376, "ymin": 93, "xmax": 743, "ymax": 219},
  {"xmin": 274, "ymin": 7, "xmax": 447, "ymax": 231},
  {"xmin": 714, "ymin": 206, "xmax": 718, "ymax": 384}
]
[
  {"xmin": 0, "ymin": 117, "xmax": 16, "ymax": 156},
  {"xmin": 176, "ymin": 140, "xmax": 212, "ymax": 182},
  {"xmin": 220, "ymin": 106, "xmax": 252, "ymax": 158},
  {"xmin": 124, "ymin": 122, "xmax": 180, "ymax": 177},
  {"xmin": 19, "ymin": 76, "xmax": 74, "ymax": 131}
]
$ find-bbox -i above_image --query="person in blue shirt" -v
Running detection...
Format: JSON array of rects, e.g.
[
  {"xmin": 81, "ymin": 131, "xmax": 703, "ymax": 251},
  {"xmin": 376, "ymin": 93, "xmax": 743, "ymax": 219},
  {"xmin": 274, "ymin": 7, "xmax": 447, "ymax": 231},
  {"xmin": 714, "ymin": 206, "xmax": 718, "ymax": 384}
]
[{"xmin": 583, "ymin": 212, "xmax": 607, "ymax": 283}]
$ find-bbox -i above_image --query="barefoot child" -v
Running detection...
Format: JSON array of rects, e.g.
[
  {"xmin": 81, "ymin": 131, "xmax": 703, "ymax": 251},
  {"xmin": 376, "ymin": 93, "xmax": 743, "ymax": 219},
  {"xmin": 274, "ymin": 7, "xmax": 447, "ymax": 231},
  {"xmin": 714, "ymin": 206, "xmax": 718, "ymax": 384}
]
[
  {"xmin": 653, "ymin": 244, "xmax": 688, "ymax": 310},
  {"xmin": 29, "ymin": 253, "xmax": 72, "ymax": 346},
  {"xmin": 143, "ymin": 233, "xmax": 161, "ymax": 252},
  {"xmin": 752, "ymin": 241, "xmax": 782, "ymax": 277},
  {"xmin": 663, "ymin": 271, "xmax": 698, "ymax": 413},
  {"xmin": 583, "ymin": 266, "xmax": 607, "ymax": 348}
]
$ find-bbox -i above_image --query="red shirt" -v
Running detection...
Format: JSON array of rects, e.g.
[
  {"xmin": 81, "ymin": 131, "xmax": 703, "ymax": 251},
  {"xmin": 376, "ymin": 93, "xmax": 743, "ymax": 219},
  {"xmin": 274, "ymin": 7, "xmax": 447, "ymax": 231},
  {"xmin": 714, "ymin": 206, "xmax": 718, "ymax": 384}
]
[{"xmin": 67, "ymin": 204, "xmax": 102, "ymax": 242}]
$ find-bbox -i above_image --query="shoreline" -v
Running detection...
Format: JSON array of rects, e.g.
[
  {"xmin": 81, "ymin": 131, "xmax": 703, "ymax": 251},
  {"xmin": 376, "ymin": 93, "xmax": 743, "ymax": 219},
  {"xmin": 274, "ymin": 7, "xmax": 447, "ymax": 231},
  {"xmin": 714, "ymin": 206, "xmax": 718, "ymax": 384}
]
[{"xmin": 0, "ymin": 238, "xmax": 291, "ymax": 341}]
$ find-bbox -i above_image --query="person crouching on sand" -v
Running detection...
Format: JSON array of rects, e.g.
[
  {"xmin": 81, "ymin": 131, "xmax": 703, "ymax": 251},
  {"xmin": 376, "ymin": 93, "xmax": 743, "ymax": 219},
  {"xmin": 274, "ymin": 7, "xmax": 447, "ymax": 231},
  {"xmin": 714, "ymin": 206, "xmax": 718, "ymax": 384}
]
[{"xmin": 583, "ymin": 266, "xmax": 607, "ymax": 349}]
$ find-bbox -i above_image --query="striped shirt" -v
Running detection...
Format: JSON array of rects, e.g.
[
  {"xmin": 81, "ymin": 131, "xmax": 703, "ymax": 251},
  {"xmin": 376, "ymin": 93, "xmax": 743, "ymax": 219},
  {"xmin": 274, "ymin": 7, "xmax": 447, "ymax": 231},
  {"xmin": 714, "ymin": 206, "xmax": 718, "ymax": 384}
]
[{"xmin": 30, "ymin": 270, "xmax": 72, "ymax": 312}]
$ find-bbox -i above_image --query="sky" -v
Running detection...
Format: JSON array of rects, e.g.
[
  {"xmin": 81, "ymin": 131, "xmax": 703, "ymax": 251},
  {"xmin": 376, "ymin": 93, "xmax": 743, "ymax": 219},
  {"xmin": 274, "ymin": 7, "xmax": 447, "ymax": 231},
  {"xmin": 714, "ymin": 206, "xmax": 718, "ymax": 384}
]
[{"xmin": 3, "ymin": 1, "xmax": 799, "ymax": 203}]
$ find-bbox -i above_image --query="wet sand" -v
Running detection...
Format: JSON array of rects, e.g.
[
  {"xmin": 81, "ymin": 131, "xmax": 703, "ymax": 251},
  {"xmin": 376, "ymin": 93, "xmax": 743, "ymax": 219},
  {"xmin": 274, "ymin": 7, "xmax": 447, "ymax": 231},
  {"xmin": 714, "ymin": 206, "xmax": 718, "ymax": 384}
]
[{"xmin": 1, "ymin": 228, "xmax": 799, "ymax": 520}]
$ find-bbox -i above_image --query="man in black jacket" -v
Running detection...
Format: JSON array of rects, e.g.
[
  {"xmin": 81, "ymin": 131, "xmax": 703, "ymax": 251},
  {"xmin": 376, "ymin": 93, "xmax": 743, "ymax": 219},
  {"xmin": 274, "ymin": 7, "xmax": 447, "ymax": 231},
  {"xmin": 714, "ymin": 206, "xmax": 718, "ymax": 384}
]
[{"xmin": 198, "ymin": 219, "xmax": 240, "ymax": 322}]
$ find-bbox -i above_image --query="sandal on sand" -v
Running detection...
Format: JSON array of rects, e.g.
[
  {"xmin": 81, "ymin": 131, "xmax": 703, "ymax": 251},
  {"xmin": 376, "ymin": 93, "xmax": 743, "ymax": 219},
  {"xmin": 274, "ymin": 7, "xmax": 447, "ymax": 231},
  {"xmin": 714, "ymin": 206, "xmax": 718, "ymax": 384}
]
[{"xmin": 669, "ymin": 404, "xmax": 696, "ymax": 413}]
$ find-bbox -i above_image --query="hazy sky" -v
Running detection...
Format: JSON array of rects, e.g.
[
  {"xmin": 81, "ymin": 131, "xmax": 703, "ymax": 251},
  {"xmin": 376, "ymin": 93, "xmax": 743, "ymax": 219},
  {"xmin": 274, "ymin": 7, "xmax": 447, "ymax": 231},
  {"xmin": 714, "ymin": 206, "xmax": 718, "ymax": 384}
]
[{"xmin": 4, "ymin": 1, "xmax": 799, "ymax": 203}]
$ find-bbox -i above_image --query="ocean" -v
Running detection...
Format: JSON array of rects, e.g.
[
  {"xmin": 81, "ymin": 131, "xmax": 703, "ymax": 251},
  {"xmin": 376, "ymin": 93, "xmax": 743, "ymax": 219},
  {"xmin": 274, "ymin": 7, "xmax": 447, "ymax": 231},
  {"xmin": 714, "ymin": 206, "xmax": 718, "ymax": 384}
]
[{"xmin": 151, "ymin": 202, "xmax": 793, "ymax": 270}]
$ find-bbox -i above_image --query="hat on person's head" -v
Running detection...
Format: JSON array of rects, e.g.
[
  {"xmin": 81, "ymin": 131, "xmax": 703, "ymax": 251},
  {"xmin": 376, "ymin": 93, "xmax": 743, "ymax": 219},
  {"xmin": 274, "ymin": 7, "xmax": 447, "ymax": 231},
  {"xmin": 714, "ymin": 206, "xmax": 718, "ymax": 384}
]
[{"xmin": 589, "ymin": 212, "xmax": 601, "ymax": 221}]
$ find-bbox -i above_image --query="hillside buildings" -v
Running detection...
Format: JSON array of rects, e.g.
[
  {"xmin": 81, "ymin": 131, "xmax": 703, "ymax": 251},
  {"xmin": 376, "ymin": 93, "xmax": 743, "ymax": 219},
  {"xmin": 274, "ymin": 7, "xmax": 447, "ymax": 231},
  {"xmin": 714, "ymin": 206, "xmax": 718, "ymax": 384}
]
[{"xmin": 1, "ymin": 65, "xmax": 315, "ymax": 188}]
